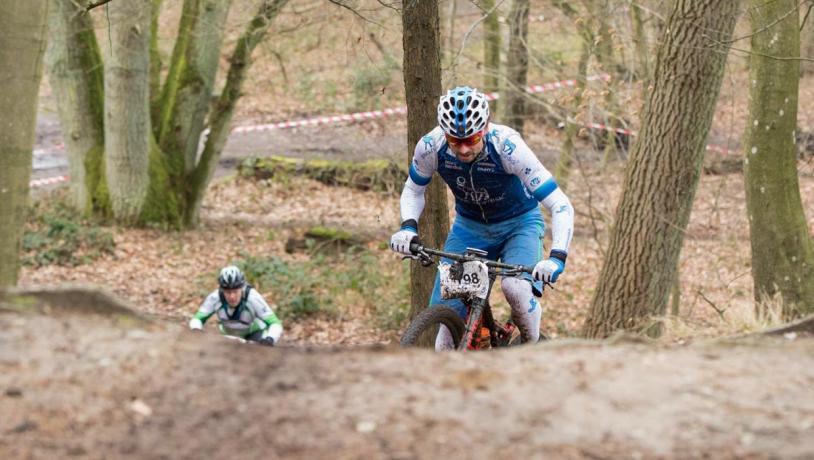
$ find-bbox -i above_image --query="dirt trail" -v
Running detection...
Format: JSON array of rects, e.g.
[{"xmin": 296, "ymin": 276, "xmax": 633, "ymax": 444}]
[{"xmin": 2, "ymin": 287, "xmax": 813, "ymax": 459}]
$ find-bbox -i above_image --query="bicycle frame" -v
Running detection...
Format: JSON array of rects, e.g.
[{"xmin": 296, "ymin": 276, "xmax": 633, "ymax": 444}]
[{"xmin": 408, "ymin": 243, "xmax": 542, "ymax": 351}]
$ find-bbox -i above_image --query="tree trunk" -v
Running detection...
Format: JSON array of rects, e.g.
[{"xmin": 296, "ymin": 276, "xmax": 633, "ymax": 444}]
[
  {"xmin": 587, "ymin": 0, "xmax": 622, "ymax": 165},
  {"xmin": 501, "ymin": 0, "xmax": 529, "ymax": 135},
  {"xmin": 583, "ymin": 0, "xmax": 738, "ymax": 338},
  {"xmin": 800, "ymin": 3, "xmax": 814, "ymax": 75},
  {"xmin": 445, "ymin": 0, "xmax": 457, "ymax": 66},
  {"xmin": 744, "ymin": 0, "xmax": 814, "ymax": 318},
  {"xmin": 0, "ymin": 0, "xmax": 49, "ymax": 286},
  {"xmin": 150, "ymin": 0, "xmax": 164, "ymax": 124},
  {"xmin": 402, "ymin": 0, "xmax": 448, "ymax": 321},
  {"xmin": 629, "ymin": 0, "xmax": 650, "ymax": 81},
  {"xmin": 104, "ymin": 0, "xmax": 153, "ymax": 223},
  {"xmin": 45, "ymin": 0, "xmax": 105, "ymax": 214},
  {"xmin": 187, "ymin": 0, "xmax": 288, "ymax": 225},
  {"xmin": 555, "ymin": 39, "xmax": 591, "ymax": 190},
  {"xmin": 481, "ymin": 0, "xmax": 501, "ymax": 111},
  {"xmin": 157, "ymin": 0, "xmax": 231, "ymax": 174}
]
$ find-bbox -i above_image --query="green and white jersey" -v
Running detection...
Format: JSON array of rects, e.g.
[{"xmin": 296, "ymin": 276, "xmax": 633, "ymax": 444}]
[{"xmin": 193, "ymin": 286, "xmax": 282, "ymax": 341}]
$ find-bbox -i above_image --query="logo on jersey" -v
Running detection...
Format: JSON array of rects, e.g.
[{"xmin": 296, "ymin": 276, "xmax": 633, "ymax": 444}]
[
  {"xmin": 443, "ymin": 160, "xmax": 463, "ymax": 170},
  {"xmin": 502, "ymin": 139, "xmax": 516, "ymax": 156},
  {"xmin": 528, "ymin": 298, "xmax": 538, "ymax": 313},
  {"xmin": 523, "ymin": 167, "xmax": 532, "ymax": 176},
  {"xmin": 555, "ymin": 204, "xmax": 570, "ymax": 214},
  {"xmin": 422, "ymin": 135, "xmax": 434, "ymax": 151},
  {"xmin": 455, "ymin": 176, "xmax": 490, "ymax": 203},
  {"xmin": 476, "ymin": 161, "xmax": 496, "ymax": 173},
  {"xmin": 530, "ymin": 177, "xmax": 541, "ymax": 187}
]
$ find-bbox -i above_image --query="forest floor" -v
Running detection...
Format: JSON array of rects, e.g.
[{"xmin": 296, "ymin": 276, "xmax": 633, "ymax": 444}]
[{"xmin": 2, "ymin": 289, "xmax": 813, "ymax": 459}]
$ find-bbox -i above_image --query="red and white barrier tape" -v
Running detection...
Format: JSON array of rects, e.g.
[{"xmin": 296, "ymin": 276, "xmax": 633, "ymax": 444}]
[
  {"xmin": 231, "ymin": 74, "xmax": 611, "ymax": 135},
  {"xmin": 30, "ymin": 175, "xmax": 69, "ymax": 188},
  {"xmin": 29, "ymin": 73, "xmax": 739, "ymax": 188},
  {"xmin": 33, "ymin": 143, "xmax": 65, "ymax": 157}
]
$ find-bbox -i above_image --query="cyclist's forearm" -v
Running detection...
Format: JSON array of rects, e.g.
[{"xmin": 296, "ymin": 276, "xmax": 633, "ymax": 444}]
[
  {"xmin": 541, "ymin": 188, "xmax": 574, "ymax": 253},
  {"xmin": 261, "ymin": 310, "xmax": 282, "ymax": 327},
  {"xmin": 194, "ymin": 311, "xmax": 212, "ymax": 323},
  {"xmin": 400, "ymin": 177, "xmax": 426, "ymax": 224}
]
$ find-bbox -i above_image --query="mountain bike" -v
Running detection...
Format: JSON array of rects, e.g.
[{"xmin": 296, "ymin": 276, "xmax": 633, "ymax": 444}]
[{"xmin": 399, "ymin": 243, "xmax": 550, "ymax": 351}]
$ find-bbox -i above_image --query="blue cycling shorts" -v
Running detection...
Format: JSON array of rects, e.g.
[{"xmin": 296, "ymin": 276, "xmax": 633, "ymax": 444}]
[{"xmin": 428, "ymin": 207, "xmax": 545, "ymax": 318}]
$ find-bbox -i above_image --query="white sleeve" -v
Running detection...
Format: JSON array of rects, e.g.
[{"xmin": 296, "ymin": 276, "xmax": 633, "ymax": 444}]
[
  {"xmin": 541, "ymin": 188, "xmax": 574, "ymax": 253},
  {"xmin": 197, "ymin": 291, "xmax": 220, "ymax": 317},
  {"xmin": 400, "ymin": 178, "xmax": 426, "ymax": 224},
  {"xmin": 248, "ymin": 290, "xmax": 283, "ymax": 342},
  {"xmin": 247, "ymin": 290, "xmax": 275, "ymax": 319},
  {"xmin": 497, "ymin": 130, "xmax": 574, "ymax": 254},
  {"xmin": 400, "ymin": 132, "xmax": 439, "ymax": 226}
]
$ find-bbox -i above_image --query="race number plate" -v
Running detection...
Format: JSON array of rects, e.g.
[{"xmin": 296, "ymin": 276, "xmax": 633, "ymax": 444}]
[{"xmin": 439, "ymin": 260, "xmax": 489, "ymax": 300}]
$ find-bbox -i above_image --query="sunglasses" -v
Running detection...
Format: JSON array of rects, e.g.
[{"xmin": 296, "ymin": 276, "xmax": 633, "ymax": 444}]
[{"xmin": 445, "ymin": 130, "xmax": 484, "ymax": 147}]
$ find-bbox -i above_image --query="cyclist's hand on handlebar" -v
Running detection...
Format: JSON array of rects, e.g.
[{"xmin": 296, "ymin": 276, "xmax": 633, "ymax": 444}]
[
  {"xmin": 188, "ymin": 317, "xmax": 203, "ymax": 331},
  {"xmin": 533, "ymin": 258, "xmax": 565, "ymax": 284},
  {"xmin": 390, "ymin": 229, "xmax": 418, "ymax": 255}
]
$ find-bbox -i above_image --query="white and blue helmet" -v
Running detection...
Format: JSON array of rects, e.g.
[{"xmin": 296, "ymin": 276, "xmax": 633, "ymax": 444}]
[{"xmin": 437, "ymin": 86, "xmax": 490, "ymax": 138}]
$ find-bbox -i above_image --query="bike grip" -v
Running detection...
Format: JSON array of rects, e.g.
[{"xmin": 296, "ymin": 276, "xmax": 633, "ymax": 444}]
[
  {"xmin": 521, "ymin": 265, "xmax": 535, "ymax": 274},
  {"xmin": 409, "ymin": 241, "xmax": 421, "ymax": 254}
]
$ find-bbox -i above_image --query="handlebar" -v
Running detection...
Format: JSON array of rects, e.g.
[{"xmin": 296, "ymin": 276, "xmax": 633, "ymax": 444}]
[{"xmin": 409, "ymin": 242, "xmax": 535, "ymax": 275}]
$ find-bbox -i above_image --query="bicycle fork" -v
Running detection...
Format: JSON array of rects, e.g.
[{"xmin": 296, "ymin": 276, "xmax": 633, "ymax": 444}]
[{"xmin": 458, "ymin": 298, "xmax": 487, "ymax": 351}]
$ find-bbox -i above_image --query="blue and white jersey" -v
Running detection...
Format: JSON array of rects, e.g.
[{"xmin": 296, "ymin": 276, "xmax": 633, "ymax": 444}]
[{"xmin": 408, "ymin": 124, "xmax": 560, "ymax": 223}]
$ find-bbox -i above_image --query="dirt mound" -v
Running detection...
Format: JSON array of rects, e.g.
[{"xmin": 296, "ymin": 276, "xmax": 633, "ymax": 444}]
[{"xmin": 2, "ymin": 286, "xmax": 813, "ymax": 459}]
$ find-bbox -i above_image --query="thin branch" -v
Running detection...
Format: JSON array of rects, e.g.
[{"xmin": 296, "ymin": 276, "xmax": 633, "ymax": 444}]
[
  {"xmin": 728, "ymin": 46, "xmax": 814, "ymax": 61},
  {"xmin": 86, "ymin": 0, "xmax": 114, "ymax": 11},
  {"xmin": 722, "ymin": 0, "xmax": 807, "ymax": 44},
  {"xmin": 801, "ymin": 2, "xmax": 813, "ymax": 30},
  {"xmin": 697, "ymin": 290, "xmax": 726, "ymax": 319},
  {"xmin": 449, "ymin": 0, "xmax": 507, "ymax": 69},
  {"xmin": 326, "ymin": 0, "xmax": 385, "ymax": 28}
]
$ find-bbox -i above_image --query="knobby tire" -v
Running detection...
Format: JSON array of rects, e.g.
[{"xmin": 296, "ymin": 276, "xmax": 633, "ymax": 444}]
[{"xmin": 400, "ymin": 306, "xmax": 465, "ymax": 348}]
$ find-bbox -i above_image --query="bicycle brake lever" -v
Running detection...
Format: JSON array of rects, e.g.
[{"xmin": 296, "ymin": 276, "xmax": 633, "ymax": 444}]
[{"xmin": 401, "ymin": 253, "xmax": 435, "ymax": 267}]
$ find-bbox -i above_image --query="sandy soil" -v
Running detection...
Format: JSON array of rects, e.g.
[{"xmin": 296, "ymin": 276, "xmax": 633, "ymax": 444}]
[{"xmin": 1, "ymin": 289, "xmax": 813, "ymax": 460}]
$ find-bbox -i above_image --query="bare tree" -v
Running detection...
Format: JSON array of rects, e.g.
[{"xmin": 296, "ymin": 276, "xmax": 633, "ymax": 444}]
[
  {"xmin": 402, "ymin": 0, "xmax": 448, "ymax": 320},
  {"xmin": 46, "ymin": 0, "xmax": 288, "ymax": 226},
  {"xmin": 500, "ymin": 0, "xmax": 529, "ymax": 135},
  {"xmin": 0, "ymin": 0, "xmax": 49, "ymax": 286},
  {"xmin": 45, "ymin": 0, "xmax": 104, "ymax": 213},
  {"xmin": 743, "ymin": 0, "xmax": 814, "ymax": 318},
  {"xmin": 481, "ymin": 0, "xmax": 501, "ymax": 109},
  {"xmin": 104, "ymin": 0, "xmax": 153, "ymax": 223},
  {"xmin": 583, "ymin": 0, "xmax": 738, "ymax": 338}
]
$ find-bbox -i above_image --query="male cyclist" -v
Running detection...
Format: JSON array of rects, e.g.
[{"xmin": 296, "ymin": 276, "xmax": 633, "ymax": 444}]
[
  {"xmin": 188, "ymin": 266, "xmax": 283, "ymax": 346},
  {"xmin": 390, "ymin": 86, "xmax": 574, "ymax": 349}
]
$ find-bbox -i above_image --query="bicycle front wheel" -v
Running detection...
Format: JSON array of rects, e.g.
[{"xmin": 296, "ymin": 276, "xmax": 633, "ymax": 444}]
[{"xmin": 400, "ymin": 306, "xmax": 465, "ymax": 348}]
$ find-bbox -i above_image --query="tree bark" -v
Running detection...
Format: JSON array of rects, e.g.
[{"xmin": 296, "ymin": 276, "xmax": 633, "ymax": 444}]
[
  {"xmin": 45, "ymin": 0, "xmax": 105, "ymax": 214},
  {"xmin": 104, "ymin": 0, "xmax": 153, "ymax": 223},
  {"xmin": 800, "ymin": 2, "xmax": 814, "ymax": 75},
  {"xmin": 744, "ymin": 0, "xmax": 814, "ymax": 318},
  {"xmin": 0, "ymin": 0, "xmax": 49, "ymax": 286},
  {"xmin": 402, "ymin": 0, "xmax": 448, "ymax": 321},
  {"xmin": 501, "ymin": 0, "xmax": 529, "ymax": 135},
  {"xmin": 554, "ymin": 39, "xmax": 590, "ymax": 189},
  {"xmin": 445, "ymin": 0, "xmax": 457, "ymax": 66},
  {"xmin": 629, "ymin": 0, "xmax": 650, "ymax": 81},
  {"xmin": 583, "ymin": 0, "xmax": 738, "ymax": 338},
  {"xmin": 481, "ymin": 0, "xmax": 501, "ymax": 111},
  {"xmin": 187, "ymin": 0, "xmax": 288, "ymax": 225},
  {"xmin": 157, "ymin": 0, "xmax": 231, "ymax": 174}
]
